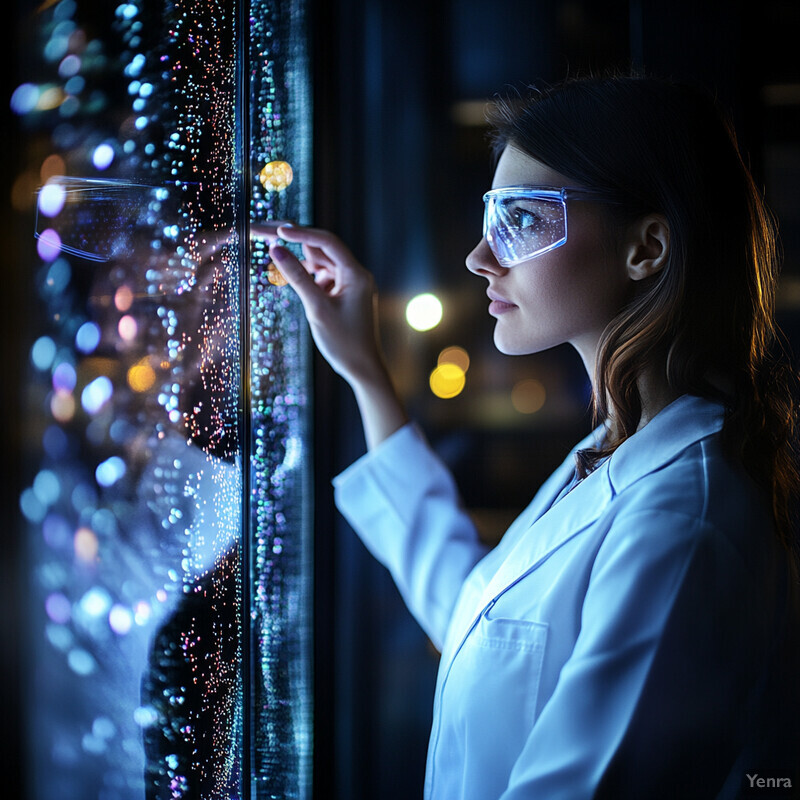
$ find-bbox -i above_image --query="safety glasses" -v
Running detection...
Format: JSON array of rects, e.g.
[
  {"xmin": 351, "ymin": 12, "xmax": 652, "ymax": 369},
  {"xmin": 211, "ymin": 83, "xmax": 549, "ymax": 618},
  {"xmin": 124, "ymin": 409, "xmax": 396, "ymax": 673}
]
[{"xmin": 483, "ymin": 186, "xmax": 611, "ymax": 267}]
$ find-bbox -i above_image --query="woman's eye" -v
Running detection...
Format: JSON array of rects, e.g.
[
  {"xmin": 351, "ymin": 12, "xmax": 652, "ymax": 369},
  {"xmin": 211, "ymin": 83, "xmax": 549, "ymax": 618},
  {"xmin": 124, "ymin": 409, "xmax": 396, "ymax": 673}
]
[{"xmin": 510, "ymin": 206, "xmax": 540, "ymax": 230}]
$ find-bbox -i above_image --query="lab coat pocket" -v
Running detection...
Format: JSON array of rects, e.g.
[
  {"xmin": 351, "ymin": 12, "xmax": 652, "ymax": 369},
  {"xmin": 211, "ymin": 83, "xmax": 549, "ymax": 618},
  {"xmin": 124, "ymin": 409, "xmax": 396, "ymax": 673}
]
[{"xmin": 445, "ymin": 614, "xmax": 548, "ymax": 779}]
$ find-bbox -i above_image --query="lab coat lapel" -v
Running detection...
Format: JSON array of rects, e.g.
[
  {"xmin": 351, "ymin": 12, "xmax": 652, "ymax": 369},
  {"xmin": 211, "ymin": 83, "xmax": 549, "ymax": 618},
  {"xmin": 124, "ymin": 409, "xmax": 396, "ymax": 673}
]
[{"xmin": 477, "ymin": 459, "xmax": 614, "ymax": 607}]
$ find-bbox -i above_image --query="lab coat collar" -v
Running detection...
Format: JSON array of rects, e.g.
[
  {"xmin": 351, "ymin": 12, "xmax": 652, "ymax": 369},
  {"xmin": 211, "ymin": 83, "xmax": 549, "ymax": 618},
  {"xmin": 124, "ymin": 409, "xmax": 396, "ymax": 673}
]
[
  {"xmin": 606, "ymin": 394, "xmax": 725, "ymax": 495},
  {"xmin": 460, "ymin": 394, "xmax": 725, "ymax": 651}
]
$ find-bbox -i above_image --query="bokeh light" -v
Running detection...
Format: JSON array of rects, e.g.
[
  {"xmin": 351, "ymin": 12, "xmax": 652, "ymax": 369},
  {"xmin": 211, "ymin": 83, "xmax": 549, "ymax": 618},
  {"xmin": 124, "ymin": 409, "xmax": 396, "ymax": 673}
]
[
  {"xmin": 38, "ymin": 181, "xmax": 67, "ymax": 217},
  {"xmin": 81, "ymin": 375, "xmax": 113, "ymax": 413},
  {"xmin": 37, "ymin": 228, "xmax": 62, "ymax": 261},
  {"xmin": 114, "ymin": 284, "xmax": 134, "ymax": 311},
  {"xmin": 118, "ymin": 314, "xmax": 138, "ymax": 341},
  {"xmin": 511, "ymin": 378, "xmax": 547, "ymax": 414},
  {"xmin": 127, "ymin": 358, "xmax": 156, "ymax": 392},
  {"xmin": 259, "ymin": 160, "xmax": 293, "ymax": 191},
  {"xmin": 73, "ymin": 526, "xmax": 99, "ymax": 563},
  {"xmin": 429, "ymin": 363, "xmax": 466, "ymax": 399},
  {"xmin": 92, "ymin": 142, "xmax": 115, "ymax": 170},
  {"xmin": 406, "ymin": 292, "xmax": 443, "ymax": 331},
  {"xmin": 438, "ymin": 345, "xmax": 470, "ymax": 372}
]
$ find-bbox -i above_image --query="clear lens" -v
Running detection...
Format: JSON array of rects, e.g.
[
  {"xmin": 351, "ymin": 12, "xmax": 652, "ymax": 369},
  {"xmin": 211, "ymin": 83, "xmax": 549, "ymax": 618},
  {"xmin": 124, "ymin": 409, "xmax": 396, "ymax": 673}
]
[{"xmin": 484, "ymin": 191, "xmax": 567, "ymax": 266}]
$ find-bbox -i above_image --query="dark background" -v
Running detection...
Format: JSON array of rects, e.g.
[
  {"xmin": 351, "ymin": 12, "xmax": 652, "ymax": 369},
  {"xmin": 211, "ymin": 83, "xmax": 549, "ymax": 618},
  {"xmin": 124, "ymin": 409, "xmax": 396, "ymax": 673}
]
[{"xmin": 4, "ymin": 1, "xmax": 800, "ymax": 799}]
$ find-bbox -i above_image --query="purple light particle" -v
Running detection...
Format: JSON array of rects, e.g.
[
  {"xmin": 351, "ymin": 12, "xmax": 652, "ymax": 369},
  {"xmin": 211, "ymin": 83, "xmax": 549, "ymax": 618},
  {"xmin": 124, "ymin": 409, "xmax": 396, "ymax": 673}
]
[
  {"xmin": 45, "ymin": 592, "xmax": 72, "ymax": 624},
  {"xmin": 52, "ymin": 361, "xmax": 77, "ymax": 392},
  {"xmin": 37, "ymin": 228, "xmax": 62, "ymax": 261}
]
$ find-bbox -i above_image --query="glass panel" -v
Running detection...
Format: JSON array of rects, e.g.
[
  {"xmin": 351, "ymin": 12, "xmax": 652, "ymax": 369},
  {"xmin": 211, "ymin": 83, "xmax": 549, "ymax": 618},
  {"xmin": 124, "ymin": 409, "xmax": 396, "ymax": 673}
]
[
  {"xmin": 248, "ymin": 2, "xmax": 313, "ymax": 797},
  {"xmin": 15, "ymin": 0, "xmax": 313, "ymax": 797}
]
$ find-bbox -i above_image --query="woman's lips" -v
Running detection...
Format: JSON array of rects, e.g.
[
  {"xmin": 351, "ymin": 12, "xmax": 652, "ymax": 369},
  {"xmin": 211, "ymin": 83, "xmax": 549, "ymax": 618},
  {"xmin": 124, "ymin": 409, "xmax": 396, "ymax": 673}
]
[{"xmin": 487, "ymin": 290, "xmax": 517, "ymax": 316}]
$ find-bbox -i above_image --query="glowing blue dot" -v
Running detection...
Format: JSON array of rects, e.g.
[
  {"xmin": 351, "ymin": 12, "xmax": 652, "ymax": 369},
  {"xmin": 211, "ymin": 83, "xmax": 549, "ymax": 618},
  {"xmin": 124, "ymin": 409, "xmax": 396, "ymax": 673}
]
[
  {"xmin": 52, "ymin": 361, "xmax": 77, "ymax": 392},
  {"xmin": 80, "ymin": 587, "xmax": 112, "ymax": 618},
  {"xmin": 92, "ymin": 143, "xmax": 115, "ymax": 170},
  {"xmin": 42, "ymin": 512, "xmax": 72, "ymax": 548},
  {"xmin": 126, "ymin": 53, "xmax": 146, "ymax": 77},
  {"xmin": 31, "ymin": 336, "xmax": 57, "ymax": 370},
  {"xmin": 133, "ymin": 706, "xmax": 158, "ymax": 727},
  {"xmin": 134, "ymin": 116, "xmax": 148, "ymax": 130},
  {"xmin": 64, "ymin": 75, "xmax": 85, "ymax": 95},
  {"xmin": 10, "ymin": 83, "xmax": 39, "ymax": 115},
  {"xmin": 75, "ymin": 321, "xmax": 101, "ymax": 353},
  {"xmin": 122, "ymin": 4, "xmax": 139, "ymax": 20},
  {"xmin": 68, "ymin": 649, "xmax": 96, "ymax": 676},
  {"xmin": 19, "ymin": 488, "xmax": 46, "ymax": 523},
  {"xmin": 163, "ymin": 224, "xmax": 179, "ymax": 238},
  {"xmin": 33, "ymin": 469, "xmax": 60, "ymax": 506},
  {"xmin": 139, "ymin": 82, "xmax": 153, "ymax": 97},
  {"xmin": 58, "ymin": 54, "xmax": 81, "ymax": 79},
  {"xmin": 81, "ymin": 375, "xmax": 113, "ymax": 413},
  {"xmin": 95, "ymin": 456, "xmax": 126, "ymax": 487},
  {"xmin": 109, "ymin": 604, "xmax": 133, "ymax": 634},
  {"xmin": 127, "ymin": 80, "xmax": 141, "ymax": 95},
  {"xmin": 44, "ymin": 257, "xmax": 71, "ymax": 293},
  {"xmin": 93, "ymin": 717, "xmax": 116, "ymax": 740},
  {"xmin": 38, "ymin": 182, "xmax": 66, "ymax": 217}
]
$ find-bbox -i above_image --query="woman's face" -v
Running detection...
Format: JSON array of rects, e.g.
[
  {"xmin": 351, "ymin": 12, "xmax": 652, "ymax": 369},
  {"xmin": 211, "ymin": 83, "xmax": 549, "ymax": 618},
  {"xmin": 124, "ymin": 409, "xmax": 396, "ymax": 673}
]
[{"xmin": 466, "ymin": 145, "xmax": 631, "ymax": 369}]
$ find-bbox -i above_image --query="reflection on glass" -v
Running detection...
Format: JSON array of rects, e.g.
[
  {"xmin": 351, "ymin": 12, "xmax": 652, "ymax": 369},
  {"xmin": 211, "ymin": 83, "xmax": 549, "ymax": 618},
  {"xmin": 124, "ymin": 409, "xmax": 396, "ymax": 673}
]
[
  {"xmin": 249, "ymin": 1, "xmax": 313, "ymax": 797},
  {"xmin": 17, "ymin": 0, "xmax": 311, "ymax": 797}
]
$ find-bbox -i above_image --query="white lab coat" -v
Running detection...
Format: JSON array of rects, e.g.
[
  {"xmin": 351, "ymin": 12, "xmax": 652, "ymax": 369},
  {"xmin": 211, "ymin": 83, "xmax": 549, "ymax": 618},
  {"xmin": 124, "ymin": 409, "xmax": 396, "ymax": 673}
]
[{"xmin": 333, "ymin": 394, "xmax": 800, "ymax": 799}]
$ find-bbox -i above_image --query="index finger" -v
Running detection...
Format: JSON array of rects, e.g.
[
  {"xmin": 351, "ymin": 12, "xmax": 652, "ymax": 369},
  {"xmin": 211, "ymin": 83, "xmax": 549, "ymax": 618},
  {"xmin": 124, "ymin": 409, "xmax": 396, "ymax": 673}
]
[{"xmin": 276, "ymin": 224, "xmax": 356, "ymax": 265}]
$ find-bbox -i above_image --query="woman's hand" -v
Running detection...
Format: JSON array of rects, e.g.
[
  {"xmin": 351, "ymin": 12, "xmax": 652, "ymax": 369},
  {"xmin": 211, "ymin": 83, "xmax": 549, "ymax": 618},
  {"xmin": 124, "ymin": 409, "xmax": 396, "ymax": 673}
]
[
  {"xmin": 252, "ymin": 223, "xmax": 408, "ymax": 449},
  {"xmin": 252, "ymin": 223, "xmax": 381, "ymax": 383}
]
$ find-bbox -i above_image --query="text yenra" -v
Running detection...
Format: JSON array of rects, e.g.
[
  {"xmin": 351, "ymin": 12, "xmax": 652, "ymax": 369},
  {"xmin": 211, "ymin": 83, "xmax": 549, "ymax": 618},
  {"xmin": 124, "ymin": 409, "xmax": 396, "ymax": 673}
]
[{"xmin": 746, "ymin": 774, "xmax": 793, "ymax": 788}]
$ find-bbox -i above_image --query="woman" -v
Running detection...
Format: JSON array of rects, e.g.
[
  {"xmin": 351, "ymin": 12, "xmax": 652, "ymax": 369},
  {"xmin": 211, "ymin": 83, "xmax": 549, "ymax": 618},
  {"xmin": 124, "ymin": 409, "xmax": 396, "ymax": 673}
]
[{"xmin": 262, "ymin": 75, "xmax": 800, "ymax": 798}]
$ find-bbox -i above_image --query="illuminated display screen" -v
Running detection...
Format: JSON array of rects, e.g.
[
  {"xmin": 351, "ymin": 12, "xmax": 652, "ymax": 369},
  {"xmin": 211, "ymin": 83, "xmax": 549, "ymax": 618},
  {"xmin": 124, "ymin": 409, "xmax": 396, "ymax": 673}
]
[{"xmin": 14, "ymin": 0, "xmax": 312, "ymax": 797}]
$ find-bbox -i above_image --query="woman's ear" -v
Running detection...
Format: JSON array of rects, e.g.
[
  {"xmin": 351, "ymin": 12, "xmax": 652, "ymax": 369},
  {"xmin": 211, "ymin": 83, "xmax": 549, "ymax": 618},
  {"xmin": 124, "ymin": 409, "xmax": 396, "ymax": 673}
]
[{"xmin": 625, "ymin": 214, "xmax": 670, "ymax": 281}]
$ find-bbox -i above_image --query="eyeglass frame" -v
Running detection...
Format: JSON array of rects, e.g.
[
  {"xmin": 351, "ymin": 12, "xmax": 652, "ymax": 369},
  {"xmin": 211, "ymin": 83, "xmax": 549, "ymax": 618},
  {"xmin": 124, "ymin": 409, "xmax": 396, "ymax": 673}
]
[{"xmin": 482, "ymin": 185, "xmax": 621, "ymax": 267}]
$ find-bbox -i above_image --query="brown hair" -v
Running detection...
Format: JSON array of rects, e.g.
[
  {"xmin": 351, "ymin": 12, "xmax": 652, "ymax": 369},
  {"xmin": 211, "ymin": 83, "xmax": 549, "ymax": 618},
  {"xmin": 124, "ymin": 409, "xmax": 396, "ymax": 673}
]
[{"xmin": 489, "ymin": 74, "xmax": 799, "ymax": 550}]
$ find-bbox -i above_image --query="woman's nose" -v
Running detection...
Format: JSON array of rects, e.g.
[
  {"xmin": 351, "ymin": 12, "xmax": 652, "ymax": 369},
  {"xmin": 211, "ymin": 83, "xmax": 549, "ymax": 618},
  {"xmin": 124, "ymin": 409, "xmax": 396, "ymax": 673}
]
[{"xmin": 466, "ymin": 237, "xmax": 507, "ymax": 276}]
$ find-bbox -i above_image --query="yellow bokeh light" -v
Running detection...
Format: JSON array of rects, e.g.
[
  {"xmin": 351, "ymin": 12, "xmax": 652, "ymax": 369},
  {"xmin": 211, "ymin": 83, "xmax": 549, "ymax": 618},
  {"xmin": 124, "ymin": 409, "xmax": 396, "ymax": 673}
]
[
  {"xmin": 74, "ymin": 526, "xmax": 99, "ymax": 563},
  {"xmin": 406, "ymin": 292, "xmax": 443, "ymax": 331},
  {"xmin": 259, "ymin": 160, "xmax": 294, "ymax": 192},
  {"xmin": 128, "ymin": 359, "xmax": 156, "ymax": 393},
  {"xmin": 37, "ymin": 86, "xmax": 65, "ymax": 111},
  {"xmin": 511, "ymin": 378, "xmax": 546, "ymax": 414},
  {"xmin": 438, "ymin": 345, "xmax": 470, "ymax": 372},
  {"xmin": 40, "ymin": 154, "xmax": 66, "ymax": 183},
  {"xmin": 267, "ymin": 263, "xmax": 288, "ymax": 286},
  {"xmin": 430, "ymin": 363, "xmax": 466, "ymax": 399}
]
